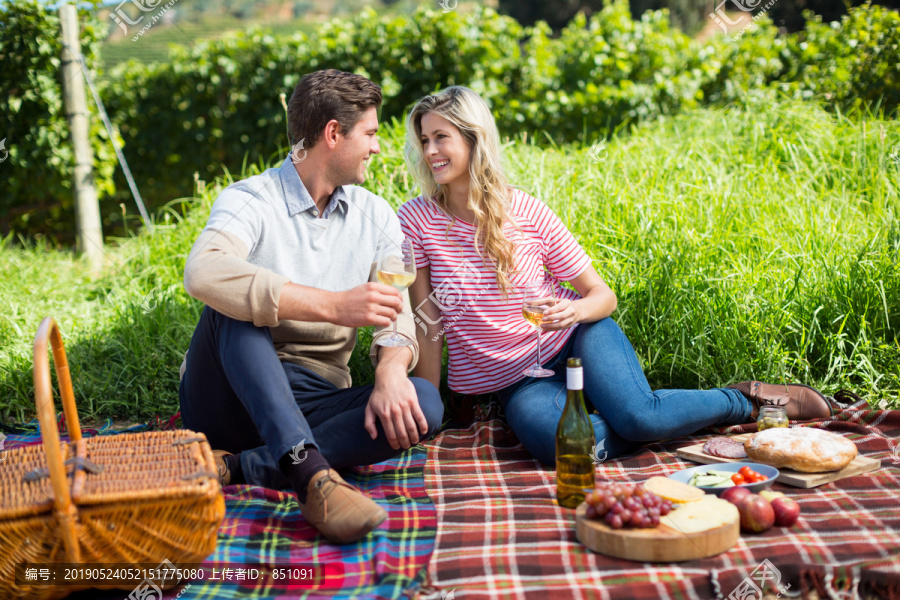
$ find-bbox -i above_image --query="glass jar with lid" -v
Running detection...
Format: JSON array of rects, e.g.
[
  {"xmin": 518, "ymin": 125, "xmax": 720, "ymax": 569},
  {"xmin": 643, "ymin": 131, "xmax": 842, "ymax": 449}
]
[{"xmin": 757, "ymin": 405, "xmax": 789, "ymax": 431}]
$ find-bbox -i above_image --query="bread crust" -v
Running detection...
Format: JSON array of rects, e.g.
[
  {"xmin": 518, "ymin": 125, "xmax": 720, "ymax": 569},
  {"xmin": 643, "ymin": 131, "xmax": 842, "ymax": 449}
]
[{"xmin": 744, "ymin": 427, "xmax": 857, "ymax": 473}]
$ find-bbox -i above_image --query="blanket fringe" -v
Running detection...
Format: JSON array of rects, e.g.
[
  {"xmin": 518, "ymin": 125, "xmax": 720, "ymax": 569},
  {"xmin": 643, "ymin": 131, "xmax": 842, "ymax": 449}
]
[{"xmin": 801, "ymin": 568, "xmax": 900, "ymax": 600}]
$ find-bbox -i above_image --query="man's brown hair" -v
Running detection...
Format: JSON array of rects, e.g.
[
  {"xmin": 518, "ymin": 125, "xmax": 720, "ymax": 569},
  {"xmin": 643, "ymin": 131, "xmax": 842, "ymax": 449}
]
[{"xmin": 287, "ymin": 69, "xmax": 382, "ymax": 149}]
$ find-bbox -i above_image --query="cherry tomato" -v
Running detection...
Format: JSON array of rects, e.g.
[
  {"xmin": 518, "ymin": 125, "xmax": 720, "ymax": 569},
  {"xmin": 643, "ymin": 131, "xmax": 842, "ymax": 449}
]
[
  {"xmin": 746, "ymin": 472, "xmax": 761, "ymax": 483},
  {"xmin": 739, "ymin": 466, "xmax": 753, "ymax": 478},
  {"xmin": 731, "ymin": 473, "xmax": 745, "ymax": 485}
]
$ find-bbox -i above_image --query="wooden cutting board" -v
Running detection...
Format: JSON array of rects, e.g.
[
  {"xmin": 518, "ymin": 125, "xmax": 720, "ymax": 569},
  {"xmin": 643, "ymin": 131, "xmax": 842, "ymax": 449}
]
[
  {"xmin": 574, "ymin": 502, "xmax": 739, "ymax": 562},
  {"xmin": 676, "ymin": 434, "xmax": 881, "ymax": 488}
]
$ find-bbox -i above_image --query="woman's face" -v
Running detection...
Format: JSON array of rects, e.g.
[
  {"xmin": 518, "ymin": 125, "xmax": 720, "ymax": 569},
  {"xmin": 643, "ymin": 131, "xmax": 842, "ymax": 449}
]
[{"xmin": 419, "ymin": 112, "xmax": 471, "ymax": 190}]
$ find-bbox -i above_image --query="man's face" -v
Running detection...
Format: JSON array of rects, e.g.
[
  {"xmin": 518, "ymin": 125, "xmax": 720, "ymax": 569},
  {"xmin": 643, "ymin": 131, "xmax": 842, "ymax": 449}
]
[{"xmin": 328, "ymin": 107, "xmax": 380, "ymax": 186}]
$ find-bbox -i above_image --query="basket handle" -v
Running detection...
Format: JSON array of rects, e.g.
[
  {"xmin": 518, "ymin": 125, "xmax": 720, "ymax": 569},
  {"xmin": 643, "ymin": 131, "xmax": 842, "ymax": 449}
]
[{"xmin": 33, "ymin": 317, "xmax": 82, "ymax": 562}]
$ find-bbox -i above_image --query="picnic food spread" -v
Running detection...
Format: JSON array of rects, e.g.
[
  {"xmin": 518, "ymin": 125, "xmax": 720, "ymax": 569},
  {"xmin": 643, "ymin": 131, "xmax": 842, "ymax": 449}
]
[
  {"xmin": 678, "ymin": 432, "xmax": 877, "ymax": 488},
  {"xmin": 744, "ymin": 427, "xmax": 858, "ymax": 472},
  {"xmin": 575, "ymin": 478, "xmax": 740, "ymax": 562},
  {"xmin": 574, "ymin": 472, "xmax": 809, "ymax": 561}
]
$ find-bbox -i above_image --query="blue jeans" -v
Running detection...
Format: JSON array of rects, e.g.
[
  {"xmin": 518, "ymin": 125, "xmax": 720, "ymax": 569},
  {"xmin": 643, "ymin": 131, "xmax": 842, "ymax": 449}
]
[
  {"xmin": 495, "ymin": 318, "xmax": 752, "ymax": 466},
  {"xmin": 178, "ymin": 307, "xmax": 444, "ymax": 488}
]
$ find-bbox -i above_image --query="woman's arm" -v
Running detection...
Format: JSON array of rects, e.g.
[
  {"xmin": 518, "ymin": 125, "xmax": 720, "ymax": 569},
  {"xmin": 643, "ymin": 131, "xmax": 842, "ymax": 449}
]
[
  {"xmin": 408, "ymin": 265, "xmax": 444, "ymax": 388},
  {"xmin": 541, "ymin": 265, "xmax": 617, "ymax": 330}
]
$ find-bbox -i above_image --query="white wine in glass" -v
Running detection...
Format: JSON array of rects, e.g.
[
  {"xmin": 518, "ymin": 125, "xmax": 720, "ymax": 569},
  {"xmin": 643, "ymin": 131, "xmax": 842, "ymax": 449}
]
[
  {"xmin": 522, "ymin": 305, "xmax": 546, "ymax": 327},
  {"xmin": 376, "ymin": 271, "xmax": 416, "ymax": 291},
  {"xmin": 375, "ymin": 238, "xmax": 416, "ymax": 347},
  {"xmin": 522, "ymin": 280, "xmax": 555, "ymax": 378}
]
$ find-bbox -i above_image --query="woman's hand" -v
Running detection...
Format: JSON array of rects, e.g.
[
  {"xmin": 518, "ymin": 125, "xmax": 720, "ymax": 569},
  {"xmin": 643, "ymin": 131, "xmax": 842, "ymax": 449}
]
[
  {"xmin": 537, "ymin": 266, "xmax": 617, "ymax": 329},
  {"xmin": 540, "ymin": 297, "xmax": 580, "ymax": 330}
]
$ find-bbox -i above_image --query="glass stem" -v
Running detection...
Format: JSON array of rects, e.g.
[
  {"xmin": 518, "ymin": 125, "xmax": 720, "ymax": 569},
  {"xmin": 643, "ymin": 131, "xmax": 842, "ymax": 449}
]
[
  {"xmin": 535, "ymin": 326, "xmax": 542, "ymax": 367},
  {"xmin": 392, "ymin": 320, "xmax": 398, "ymax": 338}
]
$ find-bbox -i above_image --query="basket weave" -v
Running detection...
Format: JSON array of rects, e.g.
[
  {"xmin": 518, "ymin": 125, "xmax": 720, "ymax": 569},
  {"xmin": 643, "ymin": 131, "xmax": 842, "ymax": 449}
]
[{"xmin": 0, "ymin": 317, "xmax": 225, "ymax": 600}]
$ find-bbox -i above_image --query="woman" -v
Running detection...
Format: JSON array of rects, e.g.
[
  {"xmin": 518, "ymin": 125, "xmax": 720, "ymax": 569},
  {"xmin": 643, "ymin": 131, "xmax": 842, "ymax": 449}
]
[{"xmin": 397, "ymin": 86, "xmax": 832, "ymax": 466}]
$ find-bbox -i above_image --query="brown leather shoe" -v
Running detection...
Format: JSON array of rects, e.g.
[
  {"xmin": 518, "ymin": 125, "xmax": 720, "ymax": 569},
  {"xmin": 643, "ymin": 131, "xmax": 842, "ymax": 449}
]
[
  {"xmin": 212, "ymin": 449, "xmax": 232, "ymax": 486},
  {"xmin": 298, "ymin": 469, "xmax": 387, "ymax": 544},
  {"xmin": 728, "ymin": 381, "xmax": 834, "ymax": 421}
]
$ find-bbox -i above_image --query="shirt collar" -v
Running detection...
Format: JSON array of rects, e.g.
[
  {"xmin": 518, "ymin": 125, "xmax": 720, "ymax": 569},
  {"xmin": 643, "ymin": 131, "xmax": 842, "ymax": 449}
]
[{"xmin": 280, "ymin": 156, "xmax": 349, "ymax": 218}]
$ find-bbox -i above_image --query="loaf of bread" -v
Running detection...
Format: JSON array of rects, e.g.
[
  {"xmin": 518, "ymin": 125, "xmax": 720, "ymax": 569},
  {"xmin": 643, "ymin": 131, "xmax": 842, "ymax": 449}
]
[{"xmin": 744, "ymin": 427, "xmax": 857, "ymax": 473}]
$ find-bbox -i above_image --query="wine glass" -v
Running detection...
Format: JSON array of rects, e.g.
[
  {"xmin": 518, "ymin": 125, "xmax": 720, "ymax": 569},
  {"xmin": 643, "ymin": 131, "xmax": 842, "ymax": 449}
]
[
  {"xmin": 375, "ymin": 238, "xmax": 416, "ymax": 347},
  {"xmin": 521, "ymin": 280, "xmax": 556, "ymax": 377}
]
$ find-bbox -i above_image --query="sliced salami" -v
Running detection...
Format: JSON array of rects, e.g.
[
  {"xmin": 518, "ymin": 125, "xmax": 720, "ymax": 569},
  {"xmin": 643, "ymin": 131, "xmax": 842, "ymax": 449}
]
[{"xmin": 702, "ymin": 437, "xmax": 747, "ymax": 459}]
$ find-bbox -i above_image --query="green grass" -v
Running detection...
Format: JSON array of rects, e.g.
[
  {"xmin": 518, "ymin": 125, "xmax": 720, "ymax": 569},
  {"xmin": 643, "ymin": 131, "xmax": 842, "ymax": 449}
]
[{"xmin": 2, "ymin": 95, "xmax": 899, "ymax": 423}]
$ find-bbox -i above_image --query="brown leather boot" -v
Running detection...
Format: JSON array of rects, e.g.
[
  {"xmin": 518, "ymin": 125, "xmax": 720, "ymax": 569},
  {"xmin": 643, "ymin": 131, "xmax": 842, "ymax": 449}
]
[
  {"xmin": 297, "ymin": 469, "xmax": 387, "ymax": 544},
  {"xmin": 728, "ymin": 381, "xmax": 834, "ymax": 421}
]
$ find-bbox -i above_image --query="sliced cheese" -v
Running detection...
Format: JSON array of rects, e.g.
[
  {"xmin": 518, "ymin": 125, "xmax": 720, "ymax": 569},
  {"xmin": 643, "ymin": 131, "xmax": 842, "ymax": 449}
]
[
  {"xmin": 660, "ymin": 497, "xmax": 739, "ymax": 534},
  {"xmin": 644, "ymin": 476, "xmax": 706, "ymax": 504}
]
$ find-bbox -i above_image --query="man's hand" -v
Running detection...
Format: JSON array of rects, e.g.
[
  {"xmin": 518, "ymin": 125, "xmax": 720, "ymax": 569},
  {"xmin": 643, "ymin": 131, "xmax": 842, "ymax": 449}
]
[
  {"xmin": 365, "ymin": 350, "xmax": 428, "ymax": 450},
  {"xmin": 329, "ymin": 282, "xmax": 403, "ymax": 328}
]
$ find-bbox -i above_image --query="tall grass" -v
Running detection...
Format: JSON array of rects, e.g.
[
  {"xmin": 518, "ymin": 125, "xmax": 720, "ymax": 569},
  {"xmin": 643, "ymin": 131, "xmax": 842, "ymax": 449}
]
[{"xmin": 1, "ymin": 96, "xmax": 898, "ymax": 422}]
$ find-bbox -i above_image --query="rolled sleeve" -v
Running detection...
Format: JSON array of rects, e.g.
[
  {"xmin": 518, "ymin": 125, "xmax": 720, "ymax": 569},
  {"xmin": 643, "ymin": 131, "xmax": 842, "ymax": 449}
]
[{"xmin": 184, "ymin": 229, "xmax": 290, "ymax": 327}]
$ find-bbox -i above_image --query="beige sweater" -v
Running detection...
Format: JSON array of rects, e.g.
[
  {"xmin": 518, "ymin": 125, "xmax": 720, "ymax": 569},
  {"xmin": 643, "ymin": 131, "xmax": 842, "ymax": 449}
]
[{"xmin": 182, "ymin": 228, "xmax": 419, "ymax": 389}]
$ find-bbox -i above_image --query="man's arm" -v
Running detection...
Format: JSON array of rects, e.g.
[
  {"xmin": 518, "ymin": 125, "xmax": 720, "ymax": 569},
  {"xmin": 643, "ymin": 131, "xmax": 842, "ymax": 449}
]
[
  {"xmin": 280, "ymin": 282, "xmax": 403, "ymax": 327},
  {"xmin": 184, "ymin": 229, "xmax": 289, "ymax": 327},
  {"xmin": 365, "ymin": 344, "xmax": 429, "ymax": 450},
  {"xmin": 362, "ymin": 259, "xmax": 429, "ymax": 449},
  {"xmin": 185, "ymin": 229, "xmax": 403, "ymax": 328}
]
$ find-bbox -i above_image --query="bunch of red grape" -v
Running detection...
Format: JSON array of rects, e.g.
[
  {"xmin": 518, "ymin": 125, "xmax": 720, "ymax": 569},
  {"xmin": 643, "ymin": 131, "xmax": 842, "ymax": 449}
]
[{"xmin": 584, "ymin": 482, "xmax": 673, "ymax": 529}]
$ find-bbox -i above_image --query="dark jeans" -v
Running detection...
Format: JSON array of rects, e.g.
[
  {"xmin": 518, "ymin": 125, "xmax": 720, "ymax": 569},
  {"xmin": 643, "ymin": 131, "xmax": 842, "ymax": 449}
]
[
  {"xmin": 495, "ymin": 318, "xmax": 752, "ymax": 466},
  {"xmin": 179, "ymin": 307, "xmax": 444, "ymax": 489}
]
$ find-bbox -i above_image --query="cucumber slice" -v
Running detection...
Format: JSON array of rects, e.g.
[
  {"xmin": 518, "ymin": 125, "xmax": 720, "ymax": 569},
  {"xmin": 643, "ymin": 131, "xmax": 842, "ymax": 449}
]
[
  {"xmin": 692, "ymin": 473, "xmax": 730, "ymax": 487},
  {"xmin": 708, "ymin": 470, "xmax": 739, "ymax": 477}
]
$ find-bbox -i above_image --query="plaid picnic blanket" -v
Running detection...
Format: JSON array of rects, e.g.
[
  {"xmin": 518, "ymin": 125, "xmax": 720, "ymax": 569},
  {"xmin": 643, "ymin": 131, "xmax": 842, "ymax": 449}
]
[
  {"xmin": 419, "ymin": 405, "xmax": 900, "ymax": 600},
  {"xmin": 2, "ymin": 423, "xmax": 436, "ymax": 600}
]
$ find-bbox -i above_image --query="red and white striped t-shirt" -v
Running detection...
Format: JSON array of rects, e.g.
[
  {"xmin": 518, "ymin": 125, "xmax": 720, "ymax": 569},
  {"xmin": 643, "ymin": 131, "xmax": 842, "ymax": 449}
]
[{"xmin": 398, "ymin": 190, "xmax": 593, "ymax": 394}]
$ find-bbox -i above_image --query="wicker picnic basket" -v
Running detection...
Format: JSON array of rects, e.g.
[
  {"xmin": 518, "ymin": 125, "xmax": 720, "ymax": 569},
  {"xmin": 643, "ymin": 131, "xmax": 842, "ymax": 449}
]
[{"xmin": 0, "ymin": 317, "xmax": 226, "ymax": 600}]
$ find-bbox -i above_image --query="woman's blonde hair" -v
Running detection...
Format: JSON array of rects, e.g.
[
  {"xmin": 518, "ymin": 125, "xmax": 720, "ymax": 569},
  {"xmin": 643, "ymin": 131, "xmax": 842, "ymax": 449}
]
[{"xmin": 404, "ymin": 86, "xmax": 516, "ymax": 293}]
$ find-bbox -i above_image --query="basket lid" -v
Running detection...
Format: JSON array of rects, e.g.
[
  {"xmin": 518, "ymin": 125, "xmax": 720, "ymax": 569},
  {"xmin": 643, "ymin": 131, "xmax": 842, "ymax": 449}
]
[
  {"xmin": 0, "ymin": 438, "xmax": 71, "ymax": 519},
  {"xmin": 0, "ymin": 430, "xmax": 220, "ymax": 520}
]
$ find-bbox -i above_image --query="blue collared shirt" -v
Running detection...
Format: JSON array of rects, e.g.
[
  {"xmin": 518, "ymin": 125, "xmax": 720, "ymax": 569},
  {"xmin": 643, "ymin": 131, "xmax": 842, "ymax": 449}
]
[
  {"xmin": 280, "ymin": 157, "xmax": 348, "ymax": 220},
  {"xmin": 202, "ymin": 155, "xmax": 404, "ymax": 293}
]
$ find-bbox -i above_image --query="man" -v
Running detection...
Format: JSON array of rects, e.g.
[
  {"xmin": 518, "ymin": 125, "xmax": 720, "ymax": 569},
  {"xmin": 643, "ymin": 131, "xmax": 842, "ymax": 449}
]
[{"xmin": 179, "ymin": 69, "xmax": 444, "ymax": 545}]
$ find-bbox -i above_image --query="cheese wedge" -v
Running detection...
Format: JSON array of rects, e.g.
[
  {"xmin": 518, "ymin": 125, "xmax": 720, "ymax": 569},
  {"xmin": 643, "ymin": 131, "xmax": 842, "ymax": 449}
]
[
  {"xmin": 644, "ymin": 476, "xmax": 706, "ymax": 504},
  {"xmin": 661, "ymin": 497, "xmax": 739, "ymax": 534}
]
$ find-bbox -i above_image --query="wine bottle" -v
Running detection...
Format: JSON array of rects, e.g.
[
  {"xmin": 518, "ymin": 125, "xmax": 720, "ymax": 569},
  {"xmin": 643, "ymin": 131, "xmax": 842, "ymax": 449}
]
[{"xmin": 556, "ymin": 357, "xmax": 595, "ymax": 508}]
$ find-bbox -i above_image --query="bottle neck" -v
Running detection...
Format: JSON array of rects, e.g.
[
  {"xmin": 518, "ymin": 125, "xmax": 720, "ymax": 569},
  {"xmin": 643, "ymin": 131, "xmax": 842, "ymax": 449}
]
[
  {"xmin": 565, "ymin": 367, "xmax": 587, "ymax": 415},
  {"xmin": 567, "ymin": 366, "xmax": 583, "ymax": 391}
]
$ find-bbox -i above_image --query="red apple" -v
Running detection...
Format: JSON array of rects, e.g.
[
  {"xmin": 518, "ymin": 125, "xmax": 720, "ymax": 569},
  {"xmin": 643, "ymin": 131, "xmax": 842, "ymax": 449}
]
[
  {"xmin": 759, "ymin": 490, "xmax": 785, "ymax": 502},
  {"xmin": 771, "ymin": 497, "xmax": 801, "ymax": 527},
  {"xmin": 736, "ymin": 494, "xmax": 775, "ymax": 533},
  {"xmin": 721, "ymin": 485, "xmax": 752, "ymax": 506}
]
